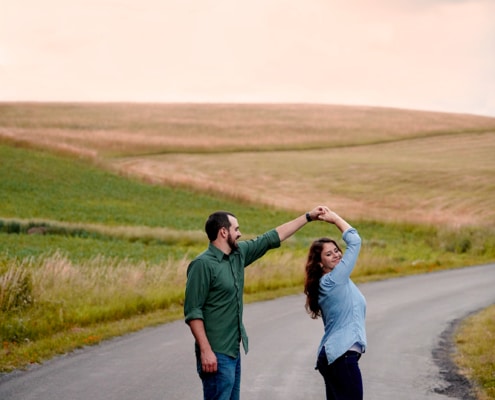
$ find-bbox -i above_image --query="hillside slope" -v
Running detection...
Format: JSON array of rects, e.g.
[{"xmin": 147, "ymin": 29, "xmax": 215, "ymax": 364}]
[{"xmin": 1, "ymin": 102, "xmax": 494, "ymax": 227}]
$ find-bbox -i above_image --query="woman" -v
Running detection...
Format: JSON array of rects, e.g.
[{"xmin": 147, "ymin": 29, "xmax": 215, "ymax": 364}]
[{"xmin": 304, "ymin": 207, "xmax": 367, "ymax": 400}]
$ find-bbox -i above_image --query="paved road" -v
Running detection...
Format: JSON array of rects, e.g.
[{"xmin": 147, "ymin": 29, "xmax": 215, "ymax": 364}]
[{"xmin": 1, "ymin": 263, "xmax": 494, "ymax": 399}]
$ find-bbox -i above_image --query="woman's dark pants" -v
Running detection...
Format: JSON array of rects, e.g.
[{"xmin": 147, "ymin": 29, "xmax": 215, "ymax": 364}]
[{"xmin": 316, "ymin": 347, "xmax": 363, "ymax": 400}]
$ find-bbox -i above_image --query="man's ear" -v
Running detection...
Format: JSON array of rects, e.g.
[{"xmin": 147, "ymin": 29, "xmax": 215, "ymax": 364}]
[{"xmin": 219, "ymin": 227, "xmax": 228, "ymax": 239}]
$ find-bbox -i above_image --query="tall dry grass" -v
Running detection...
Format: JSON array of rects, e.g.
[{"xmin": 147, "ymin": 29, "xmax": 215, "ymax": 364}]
[{"xmin": 0, "ymin": 252, "xmax": 189, "ymax": 344}]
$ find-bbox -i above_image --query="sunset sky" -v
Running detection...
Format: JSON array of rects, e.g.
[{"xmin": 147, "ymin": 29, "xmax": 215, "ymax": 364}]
[{"xmin": 1, "ymin": 0, "xmax": 494, "ymax": 117}]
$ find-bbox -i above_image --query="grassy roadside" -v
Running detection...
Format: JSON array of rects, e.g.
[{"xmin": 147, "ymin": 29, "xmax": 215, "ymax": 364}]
[{"xmin": 454, "ymin": 305, "xmax": 495, "ymax": 400}]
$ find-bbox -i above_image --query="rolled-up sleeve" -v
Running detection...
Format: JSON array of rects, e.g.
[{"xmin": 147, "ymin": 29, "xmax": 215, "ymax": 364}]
[{"xmin": 240, "ymin": 229, "xmax": 281, "ymax": 267}]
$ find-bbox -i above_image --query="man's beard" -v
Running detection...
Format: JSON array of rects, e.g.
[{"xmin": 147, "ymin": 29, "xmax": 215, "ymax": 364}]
[{"xmin": 227, "ymin": 233, "xmax": 239, "ymax": 251}]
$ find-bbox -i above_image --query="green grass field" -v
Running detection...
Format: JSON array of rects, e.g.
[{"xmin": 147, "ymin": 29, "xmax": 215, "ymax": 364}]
[{"xmin": 1, "ymin": 103, "xmax": 494, "ymax": 396}]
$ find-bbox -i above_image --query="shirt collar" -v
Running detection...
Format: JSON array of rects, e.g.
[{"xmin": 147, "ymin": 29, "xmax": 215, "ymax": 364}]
[{"xmin": 208, "ymin": 242, "xmax": 231, "ymax": 261}]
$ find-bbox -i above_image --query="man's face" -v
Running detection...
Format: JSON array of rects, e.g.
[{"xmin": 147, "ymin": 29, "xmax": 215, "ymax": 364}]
[{"xmin": 227, "ymin": 215, "xmax": 241, "ymax": 251}]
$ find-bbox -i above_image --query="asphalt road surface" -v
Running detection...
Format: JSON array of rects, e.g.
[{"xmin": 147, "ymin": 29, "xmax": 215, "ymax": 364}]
[{"xmin": 1, "ymin": 263, "xmax": 494, "ymax": 400}]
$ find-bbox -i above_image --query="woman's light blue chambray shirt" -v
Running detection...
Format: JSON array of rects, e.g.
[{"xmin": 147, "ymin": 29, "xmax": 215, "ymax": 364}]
[{"xmin": 317, "ymin": 227, "xmax": 367, "ymax": 364}]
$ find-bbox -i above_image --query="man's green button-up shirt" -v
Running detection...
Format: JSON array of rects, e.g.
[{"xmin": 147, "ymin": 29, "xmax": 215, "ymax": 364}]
[{"xmin": 184, "ymin": 229, "xmax": 281, "ymax": 357}]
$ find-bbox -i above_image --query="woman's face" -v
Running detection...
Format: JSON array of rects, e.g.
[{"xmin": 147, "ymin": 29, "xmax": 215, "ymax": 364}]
[{"xmin": 320, "ymin": 242, "xmax": 342, "ymax": 272}]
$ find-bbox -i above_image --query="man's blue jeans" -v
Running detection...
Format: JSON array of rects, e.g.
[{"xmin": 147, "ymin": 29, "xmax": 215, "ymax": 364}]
[
  {"xmin": 316, "ymin": 347, "xmax": 363, "ymax": 400},
  {"xmin": 196, "ymin": 351, "xmax": 241, "ymax": 400}
]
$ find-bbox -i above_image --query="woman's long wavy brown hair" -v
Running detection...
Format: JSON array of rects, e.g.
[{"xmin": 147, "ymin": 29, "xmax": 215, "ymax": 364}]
[{"xmin": 304, "ymin": 237, "xmax": 341, "ymax": 319}]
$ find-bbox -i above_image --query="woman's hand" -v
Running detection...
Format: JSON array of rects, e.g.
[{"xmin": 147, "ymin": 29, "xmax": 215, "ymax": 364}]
[
  {"xmin": 318, "ymin": 206, "xmax": 338, "ymax": 223},
  {"xmin": 318, "ymin": 207, "xmax": 352, "ymax": 232}
]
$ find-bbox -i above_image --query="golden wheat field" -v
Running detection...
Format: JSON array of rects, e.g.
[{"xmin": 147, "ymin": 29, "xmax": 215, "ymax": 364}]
[{"xmin": 1, "ymin": 102, "xmax": 494, "ymax": 227}]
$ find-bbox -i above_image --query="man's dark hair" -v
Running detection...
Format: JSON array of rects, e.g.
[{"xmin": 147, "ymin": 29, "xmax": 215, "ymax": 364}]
[{"xmin": 205, "ymin": 211, "xmax": 236, "ymax": 241}]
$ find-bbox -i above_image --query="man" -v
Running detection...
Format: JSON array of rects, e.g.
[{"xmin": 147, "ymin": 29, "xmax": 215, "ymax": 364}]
[{"xmin": 184, "ymin": 206, "xmax": 325, "ymax": 400}]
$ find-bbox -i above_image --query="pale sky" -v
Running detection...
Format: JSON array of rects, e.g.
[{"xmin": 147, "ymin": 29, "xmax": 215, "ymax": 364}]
[{"xmin": 1, "ymin": 0, "xmax": 494, "ymax": 117}]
